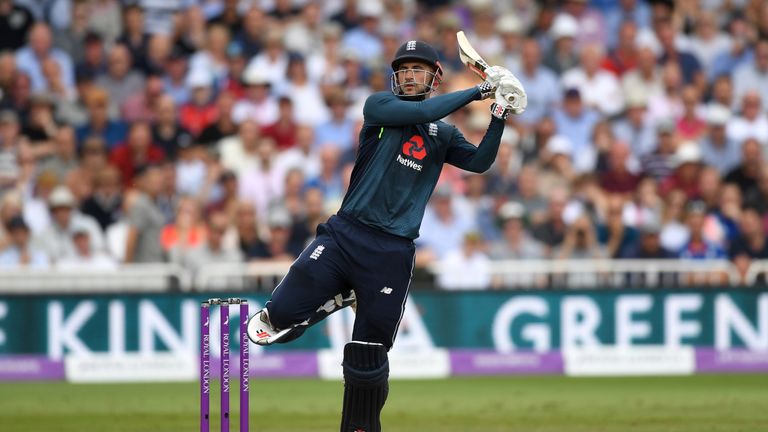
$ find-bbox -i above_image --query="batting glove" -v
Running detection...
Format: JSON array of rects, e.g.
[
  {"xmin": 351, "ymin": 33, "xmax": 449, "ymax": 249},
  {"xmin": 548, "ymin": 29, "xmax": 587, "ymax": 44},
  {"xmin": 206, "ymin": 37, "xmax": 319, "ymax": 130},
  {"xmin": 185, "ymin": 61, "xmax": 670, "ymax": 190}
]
[
  {"xmin": 484, "ymin": 65, "xmax": 512, "ymax": 88},
  {"xmin": 490, "ymin": 102, "xmax": 511, "ymax": 120},
  {"xmin": 496, "ymin": 75, "xmax": 527, "ymax": 115}
]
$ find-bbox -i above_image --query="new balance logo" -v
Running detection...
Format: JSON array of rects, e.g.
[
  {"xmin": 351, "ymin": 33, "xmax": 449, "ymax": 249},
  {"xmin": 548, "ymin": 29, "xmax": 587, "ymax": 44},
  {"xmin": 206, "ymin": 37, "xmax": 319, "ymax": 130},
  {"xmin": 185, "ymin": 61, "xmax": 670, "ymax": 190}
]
[
  {"xmin": 380, "ymin": 287, "xmax": 393, "ymax": 294},
  {"xmin": 309, "ymin": 245, "xmax": 325, "ymax": 260},
  {"xmin": 429, "ymin": 123, "xmax": 438, "ymax": 136}
]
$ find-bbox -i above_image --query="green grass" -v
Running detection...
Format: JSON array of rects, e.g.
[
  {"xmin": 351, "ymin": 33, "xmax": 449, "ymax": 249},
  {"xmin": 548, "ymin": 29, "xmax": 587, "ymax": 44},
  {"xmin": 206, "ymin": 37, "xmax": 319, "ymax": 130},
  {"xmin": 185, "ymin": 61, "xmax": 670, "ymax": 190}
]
[{"xmin": 0, "ymin": 375, "xmax": 767, "ymax": 431}]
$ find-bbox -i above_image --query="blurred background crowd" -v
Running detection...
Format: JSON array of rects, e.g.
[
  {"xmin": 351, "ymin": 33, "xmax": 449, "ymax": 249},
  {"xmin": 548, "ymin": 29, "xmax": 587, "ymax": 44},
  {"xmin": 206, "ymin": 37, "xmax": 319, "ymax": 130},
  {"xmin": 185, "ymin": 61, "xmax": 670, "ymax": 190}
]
[{"xmin": 0, "ymin": 0, "xmax": 767, "ymax": 289}]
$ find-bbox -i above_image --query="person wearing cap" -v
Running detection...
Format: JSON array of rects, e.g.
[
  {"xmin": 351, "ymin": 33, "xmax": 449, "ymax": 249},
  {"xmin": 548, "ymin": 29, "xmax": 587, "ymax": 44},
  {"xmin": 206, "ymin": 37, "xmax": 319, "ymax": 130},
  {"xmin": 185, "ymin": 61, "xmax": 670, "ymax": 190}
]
[
  {"xmin": 613, "ymin": 88, "xmax": 656, "ymax": 157},
  {"xmin": 32, "ymin": 185, "xmax": 104, "ymax": 262},
  {"xmin": 249, "ymin": 205, "xmax": 301, "ymax": 261},
  {"xmin": 543, "ymin": 14, "xmax": 579, "ymax": 74},
  {"xmin": 490, "ymin": 200, "xmax": 545, "ymax": 260},
  {"xmin": 340, "ymin": 0, "xmax": 384, "ymax": 63},
  {"xmin": 699, "ymin": 104, "xmax": 740, "ymax": 175},
  {"xmin": 232, "ymin": 66, "xmax": 279, "ymax": 126},
  {"xmin": 0, "ymin": 215, "xmax": 49, "ymax": 268},
  {"xmin": 659, "ymin": 141, "xmax": 703, "ymax": 199}
]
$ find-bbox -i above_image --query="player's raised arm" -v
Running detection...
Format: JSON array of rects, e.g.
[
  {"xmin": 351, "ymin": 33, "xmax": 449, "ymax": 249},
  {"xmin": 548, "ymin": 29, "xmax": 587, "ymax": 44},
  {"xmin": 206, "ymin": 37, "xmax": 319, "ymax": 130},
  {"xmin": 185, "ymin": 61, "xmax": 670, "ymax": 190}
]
[
  {"xmin": 363, "ymin": 88, "xmax": 481, "ymax": 126},
  {"xmin": 446, "ymin": 76, "xmax": 528, "ymax": 173}
]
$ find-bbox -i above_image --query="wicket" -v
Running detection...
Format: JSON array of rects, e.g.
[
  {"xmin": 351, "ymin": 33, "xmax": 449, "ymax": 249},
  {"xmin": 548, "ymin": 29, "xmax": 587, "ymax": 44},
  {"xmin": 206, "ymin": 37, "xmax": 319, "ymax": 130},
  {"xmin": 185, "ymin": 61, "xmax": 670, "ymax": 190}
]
[{"xmin": 200, "ymin": 298, "xmax": 249, "ymax": 432}]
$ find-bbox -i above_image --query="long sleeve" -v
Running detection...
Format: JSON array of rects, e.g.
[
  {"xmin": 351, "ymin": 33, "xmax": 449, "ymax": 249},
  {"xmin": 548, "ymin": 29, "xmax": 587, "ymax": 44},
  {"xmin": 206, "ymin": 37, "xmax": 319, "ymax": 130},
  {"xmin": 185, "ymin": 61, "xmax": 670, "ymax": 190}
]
[
  {"xmin": 363, "ymin": 88, "xmax": 481, "ymax": 126},
  {"xmin": 445, "ymin": 117, "xmax": 505, "ymax": 173}
]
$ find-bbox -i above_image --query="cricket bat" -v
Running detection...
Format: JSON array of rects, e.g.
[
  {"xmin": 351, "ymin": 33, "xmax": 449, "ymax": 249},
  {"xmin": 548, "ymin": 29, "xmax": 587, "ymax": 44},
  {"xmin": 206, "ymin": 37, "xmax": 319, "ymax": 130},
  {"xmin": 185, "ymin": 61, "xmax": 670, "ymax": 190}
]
[{"xmin": 456, "ymin": 30, "xmax": 516, "ymax": 105}]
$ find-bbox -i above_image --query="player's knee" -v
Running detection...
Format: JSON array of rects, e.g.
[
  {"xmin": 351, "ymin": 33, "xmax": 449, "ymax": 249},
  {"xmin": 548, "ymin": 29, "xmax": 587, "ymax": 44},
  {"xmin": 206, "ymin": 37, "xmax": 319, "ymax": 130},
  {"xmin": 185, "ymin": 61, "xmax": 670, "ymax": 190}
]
[
  {"xmin": 265, "ymin": 301, "xmax": 293, "ymax": 330},
  {"xmin": 342, "ymin": 341, "xmax": 389, "ymax": 386}
]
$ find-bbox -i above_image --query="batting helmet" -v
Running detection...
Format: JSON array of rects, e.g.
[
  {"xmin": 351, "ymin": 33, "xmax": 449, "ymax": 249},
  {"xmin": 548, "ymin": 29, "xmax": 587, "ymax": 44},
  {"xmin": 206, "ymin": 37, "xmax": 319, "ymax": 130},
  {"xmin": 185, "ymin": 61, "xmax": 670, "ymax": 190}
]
[{"xmin": 390, "ymin": 40, "xmax": 444, "ymax": 99}]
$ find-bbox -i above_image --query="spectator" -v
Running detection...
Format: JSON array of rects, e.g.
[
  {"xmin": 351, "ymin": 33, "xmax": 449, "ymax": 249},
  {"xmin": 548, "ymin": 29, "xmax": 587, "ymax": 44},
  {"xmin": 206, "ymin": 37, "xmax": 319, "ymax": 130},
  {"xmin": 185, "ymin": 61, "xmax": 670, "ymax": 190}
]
[
  {"xmin": 622, "ymin": 40, "xmax": 663, "ymax": 105},
  {"xmin": 197, "ymin": 90, "xmax": 238, "ymax": 146},
  {"xmin": 679, "ymin": 200, "xmax": 726, "ymax": 259},
  {"xmin": 57, "ymin": 228, "xmax": 118, "ymax": 271},
  {"xmin": 555, "ymin": 214, "xmax": 605, "ymax": 259},
  {"xmin": 277, "ymin": 55, "xmax": 329, "ymax": 126},
  {"xmin": 656, "ymin": 19, "xmax": 704, "ymax": 88},
  {"xmin": 306, "ymin": 23, "xmax": 346, "ymax": 87},
  {"xmin": 109, "ymin": 121, "xmax": 165, "ymax": 188},
  {"xmin": 15, "ymin": 22, "xmax": 74, "ymax": 94},
  {"xmin": 0, "ymin": 193, "xmax": 22, "ymax": 250},
  {"xmin": 262, "ymin": 96, "xmax": 298, "ymax": 151},
  {"xmin": 232, "ymin": 67, "xmax": 278, "ymax": 126},
  {"xmin": 38, "ymin": 125, "xmax": 78, "ymax": 180},
  {"xmin": 597, "ymin": 194, "xmax": 638, "ymax": 258},
  {"xmin": 613, "ymin": 90, "xmax": 656, "ymax": 157},
  {"xmin": 494, "ymin": 14, "xmax": 524, "ymax": 72},
  {"xmin": 120, "ymin": 70, "xmax": 165, "ymax": 123},
  {"xmin": 599, "ymin": 141, "xmax": 642, "ymax": 195},
  {"xmin": 513, "ymin": 38, "xmax": 561, "ymax": 127},
  {"xmin": 0, "ymin": 0, "xmax": 34, "ymax": 52},
  {"xmin": 80, "ymin": 165, "xmax": 122, "ymax": 232},
  {"xmin": 151, "ymin": 94, "xmax": 193, "ymax": 160},
  {"xmin": 74, "ymin": 33, "xmax": 107, "ymax": 80},
  {"xmin": 53, "ymin": 0, "xmax": 91, "ymax": 65},
  {"xmin": 171, "ymin": 210, "xmax": 242, "ymax": 270},
  {"xmin": 729, "ymin": 206, "xmax": 768, "ymax": 283},
  {"xmin": 601, "ymin": 20, "xmax": 639, "ymax": 76},
  {"xmin": 531, "ymin": 187, "xmax": 569, "ymax": 254},
  {"xmin": 95, "ymin": 44, "xmax": 145, "ymax": 109},
  {"xmin": 219, "ymin": 120, "xmax": 261, "ymax": 177},
  {"xmin": 33, "ymin": 185, "xmax": 104, "ymax": 262},
  {"xmin": 562, "ymin": 43, "xmax": 624, "ymax": 116},
  {"xmin": 675, "ymin": 86, "xmax": 706, "ymax": 140},
  {"xmin": 553, "ymin": 88, "xmax": 601, "ymax": 159},
  {"xmin": 687, "ymin": 10, "xmax": 731, "ymax": 72},
  {"xmin": 341, "ymin": 1, "xmax": 383, "ymax": 64},
  {"xmin": 562, "ymin": 0, "xmax": 608, "ymax": 48},
  {"xmin": 416, "ymin": 185, "xmax": 476, "ymax": 265},
  {"xmin": 179, "ymin": 69, "xmax": 217, "ymax": 136},
  {"xmin": 124, "ymin": 163, "xmax": 165, "ymax": 263},
  {"xmin": 238, "ymin": 137, "xmax": 285, "ymax": 226},
  {"xmin": 205, "ymin": 170, "xmax": 238, "ymax": 223},
  {"xmin": 543, "ymin": 14, "xmax": 579, "ymax": 75},
  {"xmin": 489, "ymin": 201, "xmax": 545, "ymax": 261},
  {"xmin": 646, "ymin": 62, "xmax": 684, "ymax": 125},
  {"xmin": 246, "ymin": 29, "xmax": 289, "ymax": 89},
  {"xmin": 75, "ymin": 87, "xmax": 127, "ymax": 149},
  {"xmin": 276, "ymin": 123, "xmax": 322, "ymax": 182},
  {"xmin": 235, "ymin": 6, "xmax": 265, "ymax": 59},
  {"xmin": 0, "ymin": 110, "xmax": 24, "ymax": 193},
  {"xmin": 0, "ymin": 216, "xmax": 49, "ymax": 268},
  {"xmin": 209, "ymin": 0, "xmax": 243, "ymax": 35},
  {"xmin": 160, "ymin": 197, "xmax": 206, "ymax": 253},
  {"xmin": 725, "ymin": 138, "xmax": 762, "ymax": 198},
  {"xmin": 314, "ymin": 90, "xmax": 355, "ymax": 153},
  {"xmin": 249, "ymin": 206, "xmax": 298, "ymax": 262},
  {"xmin": 619, "ymin": 220, "xmax": 675, "ymax": 259},
  {"xmin": 732, "ymin": 38, "xmax": 768, "ymax": 107},
  {"xmin": 284, "ymin": 1, "xmax": 325, "ymax": 57},
  {"xmin": 622, "ymin": 177, "xmax": 662, "ymax": 228},
  {"xmin": 727, "ymin": 91, "xmax": 768, "ymax": 146},
  {"xmin": 640, "ymin": 119, "xmax": 677, "ymax": 182},
  {"xmin": 699, "ymin": 104, "xmax": 741, "ymax": 175},
  {"xmin": 162, "ymin": 48, "xmax": 190, "ymax": 106},
  {"xmin": 660, "ymin": 141, "xmax": 703, "ymax": 199},
  {"xmin": 436, "ymin": 232, "xmax": 491, "ymax": 290},
  {"xmin": 306, "ymin": 146, "xmax": 345, "ymax": 207},
  {"xmin": 188, "ymin": 23, "xmax": 230, "ymax": 88}
]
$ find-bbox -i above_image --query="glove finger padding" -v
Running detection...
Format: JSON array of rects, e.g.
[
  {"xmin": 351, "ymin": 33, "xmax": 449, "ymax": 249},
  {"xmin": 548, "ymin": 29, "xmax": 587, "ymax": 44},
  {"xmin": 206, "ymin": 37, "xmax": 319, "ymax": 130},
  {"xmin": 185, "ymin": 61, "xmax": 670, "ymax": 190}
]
[
  {"xmin": 495, "ymin": 76, "xmax": 527, "ymax": 115},
  {"xmin": 484, "ymin": 65, "xmax": 512, "ymax": 87}
]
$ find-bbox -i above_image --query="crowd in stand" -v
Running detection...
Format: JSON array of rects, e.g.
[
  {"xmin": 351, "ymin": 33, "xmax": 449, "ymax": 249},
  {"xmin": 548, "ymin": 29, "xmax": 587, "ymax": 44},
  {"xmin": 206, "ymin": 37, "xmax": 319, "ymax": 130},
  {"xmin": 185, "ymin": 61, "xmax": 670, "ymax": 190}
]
[{"xmin": 0, "ymin": 0, "xmax": 767, "ymax": 289}]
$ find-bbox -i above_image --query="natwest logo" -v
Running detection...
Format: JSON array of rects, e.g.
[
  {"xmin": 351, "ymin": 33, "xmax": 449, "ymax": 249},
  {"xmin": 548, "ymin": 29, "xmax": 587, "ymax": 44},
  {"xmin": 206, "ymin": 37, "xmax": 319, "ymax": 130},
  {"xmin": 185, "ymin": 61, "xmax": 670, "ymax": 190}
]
[{"xmin": 402, "ymin": 135, "xmax": 427, "ymax": 160}]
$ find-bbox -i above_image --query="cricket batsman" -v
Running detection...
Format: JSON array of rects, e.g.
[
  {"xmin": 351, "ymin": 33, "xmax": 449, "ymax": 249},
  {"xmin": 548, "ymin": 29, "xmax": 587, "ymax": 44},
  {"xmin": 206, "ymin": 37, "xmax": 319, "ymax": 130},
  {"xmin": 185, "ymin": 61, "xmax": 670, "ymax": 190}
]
[{"xmin": 247, "ymin": 40, "xmax": 526, "ymax": 431}]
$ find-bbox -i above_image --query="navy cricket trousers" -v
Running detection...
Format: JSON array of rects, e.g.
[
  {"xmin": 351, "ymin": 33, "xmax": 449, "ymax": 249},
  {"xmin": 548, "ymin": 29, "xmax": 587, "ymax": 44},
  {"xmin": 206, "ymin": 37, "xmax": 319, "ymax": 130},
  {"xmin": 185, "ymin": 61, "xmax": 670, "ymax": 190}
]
[{"xmin": 266, "ymin": 213, "xmax": 416, "ymax": 349}]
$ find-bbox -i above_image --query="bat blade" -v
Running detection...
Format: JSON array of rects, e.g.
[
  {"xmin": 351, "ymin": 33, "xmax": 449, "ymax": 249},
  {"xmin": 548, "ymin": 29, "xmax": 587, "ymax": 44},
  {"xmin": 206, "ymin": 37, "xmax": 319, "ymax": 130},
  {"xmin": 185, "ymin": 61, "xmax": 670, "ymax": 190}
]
[
  {"xmin": 456, "ymin": 31, "xmax": 516, "ymax": 106},
  {"xmin": 457, "ymin": 30, "xmax": 489, "ymax": 79}
]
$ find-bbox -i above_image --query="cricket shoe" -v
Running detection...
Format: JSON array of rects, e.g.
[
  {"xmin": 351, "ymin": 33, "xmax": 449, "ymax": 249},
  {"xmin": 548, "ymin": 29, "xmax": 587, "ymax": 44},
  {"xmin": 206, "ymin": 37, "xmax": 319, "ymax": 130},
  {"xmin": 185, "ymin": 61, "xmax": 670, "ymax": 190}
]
[{"xmin": 246, "ymin": 309, "xmax": 293, "ymax": 346}]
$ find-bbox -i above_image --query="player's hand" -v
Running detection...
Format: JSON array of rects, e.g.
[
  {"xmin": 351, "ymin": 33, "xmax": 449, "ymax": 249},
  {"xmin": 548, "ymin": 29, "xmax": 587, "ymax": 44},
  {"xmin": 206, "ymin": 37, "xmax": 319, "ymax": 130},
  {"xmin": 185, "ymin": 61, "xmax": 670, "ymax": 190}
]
[
  {"xmin": 496, "ymin": 75, "xmax": 527, "ymax": 115},
  {"xmin": 490, "ymin": 102, "xmax": 511, "ymax": 120},
  {"xmin": 484, "ymin": 65, "xmax": 512, "ymax": 88}
]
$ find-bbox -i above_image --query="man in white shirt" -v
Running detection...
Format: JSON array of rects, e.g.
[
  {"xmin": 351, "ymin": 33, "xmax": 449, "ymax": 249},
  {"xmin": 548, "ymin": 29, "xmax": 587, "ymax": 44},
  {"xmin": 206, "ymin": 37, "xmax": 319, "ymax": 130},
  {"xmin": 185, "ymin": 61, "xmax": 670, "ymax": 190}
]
[{"xmin": 561, "ymin": 43, "xmax": 624, "ymax": 116}]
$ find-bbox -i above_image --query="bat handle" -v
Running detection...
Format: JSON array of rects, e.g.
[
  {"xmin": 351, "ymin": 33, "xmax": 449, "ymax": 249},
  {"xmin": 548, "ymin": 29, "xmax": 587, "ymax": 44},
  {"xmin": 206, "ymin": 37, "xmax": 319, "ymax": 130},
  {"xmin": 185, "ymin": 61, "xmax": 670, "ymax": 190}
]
[{"xmin": 505, "ymin": 93, "xmax": 518, "ymax": 109}]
